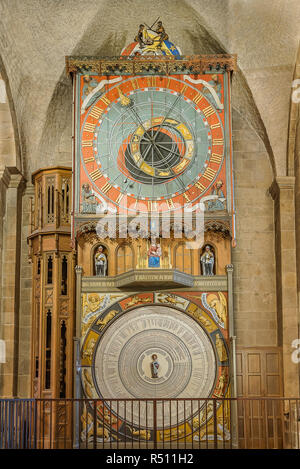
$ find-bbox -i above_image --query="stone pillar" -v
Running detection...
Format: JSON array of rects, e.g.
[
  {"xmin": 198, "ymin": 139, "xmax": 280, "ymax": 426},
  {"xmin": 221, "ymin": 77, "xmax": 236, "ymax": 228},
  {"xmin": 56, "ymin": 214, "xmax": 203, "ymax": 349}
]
[
  {"xmin": 226, "ymin": 264, "xmax": 238, "ymax": 447},
  {"xmin": 270, "ymin": 177, "xmax": 300, "ymax": 397},
  {"xmin": 0, "ymin": 167, "xmax": 24, "ymax": 397},
  {"xmin": 17, "ymin": 184, "xmax": 34, "ymax": 396}
]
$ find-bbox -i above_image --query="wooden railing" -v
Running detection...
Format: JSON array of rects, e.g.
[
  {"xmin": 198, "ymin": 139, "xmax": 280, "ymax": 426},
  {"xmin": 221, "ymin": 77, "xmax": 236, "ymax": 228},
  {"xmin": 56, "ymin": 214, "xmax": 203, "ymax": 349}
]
[{"xmin": 0, "ymin": 398, "xmax": 299, "ymax": 449}]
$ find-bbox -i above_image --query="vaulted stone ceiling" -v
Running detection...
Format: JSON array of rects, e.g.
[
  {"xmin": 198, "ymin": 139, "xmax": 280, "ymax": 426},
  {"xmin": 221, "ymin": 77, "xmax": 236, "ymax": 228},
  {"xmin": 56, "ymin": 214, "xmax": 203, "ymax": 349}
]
[{"xmin": 0, "ymin": 0, "xmax": 299, "ymax": 177}]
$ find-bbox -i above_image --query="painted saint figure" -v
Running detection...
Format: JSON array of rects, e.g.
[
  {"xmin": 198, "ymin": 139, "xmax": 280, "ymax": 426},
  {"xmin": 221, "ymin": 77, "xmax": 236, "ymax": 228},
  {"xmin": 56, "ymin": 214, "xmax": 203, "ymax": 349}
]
[
  {"xmin": 148, "ymin": 242, "xmax": 162, "ymax": 268},
  {"xmin": 207, "ymin": 180, "xmax": 226, "ymax": 211},
  {"xmin": 94, "ymin": 246, "xmax": 107, "ymax": 277},
  {"xmin": 150, "ymin": 354, "xmax": 159, "ymax": 378},
  {"xmin": 201, "ymin": 245, "xmax": 215, "ymax": 276},
  {"xmin": 215, "ymin": 333, "xmax": 228, "ymax": 362},
  {"xmin": 81, "ymin": 183, "xmax": 97, "ymax": 214}
]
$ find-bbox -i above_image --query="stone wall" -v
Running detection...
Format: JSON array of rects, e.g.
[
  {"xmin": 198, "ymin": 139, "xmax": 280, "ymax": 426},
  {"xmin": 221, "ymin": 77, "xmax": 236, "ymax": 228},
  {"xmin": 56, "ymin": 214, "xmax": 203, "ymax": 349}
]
[{"xmin": 232, "ymin": 108, "xmax": 277, "ymax": 347}]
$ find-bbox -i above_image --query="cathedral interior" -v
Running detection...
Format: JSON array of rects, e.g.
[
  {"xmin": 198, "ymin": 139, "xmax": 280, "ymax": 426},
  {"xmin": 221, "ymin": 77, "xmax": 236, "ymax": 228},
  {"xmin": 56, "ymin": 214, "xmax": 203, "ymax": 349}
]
[{"xmin": 0, "ymin": 0, "xmax": 300, "ymax": 450}]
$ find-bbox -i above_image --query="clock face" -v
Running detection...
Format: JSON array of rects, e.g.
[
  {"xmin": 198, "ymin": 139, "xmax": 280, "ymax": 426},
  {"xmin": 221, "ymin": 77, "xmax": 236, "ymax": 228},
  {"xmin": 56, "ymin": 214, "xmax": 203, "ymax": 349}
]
[{"xmin": 79, "ymin": 75, "xmax": 225, "ymax": 213}]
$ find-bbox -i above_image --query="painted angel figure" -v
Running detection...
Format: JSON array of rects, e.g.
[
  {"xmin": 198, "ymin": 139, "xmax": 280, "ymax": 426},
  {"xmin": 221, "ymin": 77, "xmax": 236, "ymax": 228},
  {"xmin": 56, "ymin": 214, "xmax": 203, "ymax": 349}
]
[
  {"xmin": 201, "ymin": 245, "xmax": 214, "ymax": 276},
  {"xmin": 94, "ymin": 246, "xmax": 107, "ymax": 277},
  {"xmin": 207, "ymin": 291, "xmax": 227, "ymax": 325}
]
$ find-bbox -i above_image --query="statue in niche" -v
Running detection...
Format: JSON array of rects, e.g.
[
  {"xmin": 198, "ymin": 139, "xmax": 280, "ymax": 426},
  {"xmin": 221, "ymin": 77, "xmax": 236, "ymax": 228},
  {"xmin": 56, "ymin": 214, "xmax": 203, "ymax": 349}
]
[
  {"xmin": 206, "ymin": 180, "xmax": 226, "ymax": 211},
  {"xmin": 150, "ymin": 354, "xmax": 159, "ymax": 378},
  {"xmin": 81, "ymin": 183, "xmax": 98, "ymax": 214},
  {"xmin": 94, "ymin": 245, "xmax": 107, "ymax": 277},
  {"xmin": 201, "ymin": 245, "xmax": 215, "ymax": 276},
  {"xmin": 148, "ymin": 242, "xmax": 162, "ymax": 268}
]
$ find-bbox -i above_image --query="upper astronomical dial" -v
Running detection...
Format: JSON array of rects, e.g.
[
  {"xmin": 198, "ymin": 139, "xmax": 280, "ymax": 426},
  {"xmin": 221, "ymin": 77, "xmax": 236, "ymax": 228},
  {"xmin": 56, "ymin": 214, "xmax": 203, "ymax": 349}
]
[{"xmin": 80, "ymin": 75, "xmax": 225, "ymax": 213}]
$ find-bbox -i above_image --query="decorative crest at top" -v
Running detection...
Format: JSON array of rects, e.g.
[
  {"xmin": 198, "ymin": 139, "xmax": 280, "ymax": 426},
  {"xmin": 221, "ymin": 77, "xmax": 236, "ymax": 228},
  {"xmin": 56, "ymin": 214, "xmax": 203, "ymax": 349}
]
[{"xmin": 121, "ymin": 19, "xmax": 181, "ymax": 58}]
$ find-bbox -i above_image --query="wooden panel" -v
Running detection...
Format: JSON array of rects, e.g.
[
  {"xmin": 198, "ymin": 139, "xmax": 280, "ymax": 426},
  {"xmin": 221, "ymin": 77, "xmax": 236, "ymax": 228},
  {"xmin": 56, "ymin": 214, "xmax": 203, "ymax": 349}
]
[
  {"xmin": 248, "ymin": 375, "xmax": 263, "ymax": 396},
  {"xmin": 236, "ymin": 347, "xmax": 283, "ymax": 448},
  {"xmin": 236, "ymin": 347, "xmax": 282, "ymax": 397},
  {"xmin": 247, "ymin": 353, "xmax": 261, "ymax": 373}
]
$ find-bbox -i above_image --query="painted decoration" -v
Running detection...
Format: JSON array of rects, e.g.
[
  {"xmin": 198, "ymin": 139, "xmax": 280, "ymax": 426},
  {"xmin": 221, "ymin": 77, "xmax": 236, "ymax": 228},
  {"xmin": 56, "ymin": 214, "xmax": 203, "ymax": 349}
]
[
  {"xmin": 74, "ymin": 70, "xmax": 232, "ymax": 215},
  {"xmin": 121, "ymin": 20, "xmax": 181, "ymax": 57},
  {"xmin": 80, "ymin": 291, "xmax": 229, "ymax": 443}
]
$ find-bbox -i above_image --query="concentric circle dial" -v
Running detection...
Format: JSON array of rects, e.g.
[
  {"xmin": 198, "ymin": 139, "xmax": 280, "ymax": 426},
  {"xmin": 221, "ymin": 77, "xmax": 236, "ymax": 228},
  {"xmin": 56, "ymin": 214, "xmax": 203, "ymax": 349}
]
[
  {"xmin": 80, "ymin": 75, "xmax": 225, "ymax": 213},
  {"xmin": 93, "ymin": 306, "xmax": 217, "ymax": 428}
]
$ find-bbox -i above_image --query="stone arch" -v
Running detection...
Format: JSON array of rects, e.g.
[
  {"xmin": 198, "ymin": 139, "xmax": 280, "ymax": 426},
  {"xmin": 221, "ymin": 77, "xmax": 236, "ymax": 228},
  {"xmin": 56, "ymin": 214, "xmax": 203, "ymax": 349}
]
[
  {"xmin": 34, "ymin": 0, "xmax": 275, "ymax": 178},
  {"xmin": 0, "ymin": 55, "xmax": 22, "ymax": 173}
]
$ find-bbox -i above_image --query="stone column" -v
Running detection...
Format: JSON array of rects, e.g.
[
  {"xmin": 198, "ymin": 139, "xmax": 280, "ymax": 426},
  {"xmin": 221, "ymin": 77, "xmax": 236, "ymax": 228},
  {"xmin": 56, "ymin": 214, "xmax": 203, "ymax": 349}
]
[
  {"xmin": 226, "ymin": 264, "xmax": 238, "ymax": 447},
  {"xmin": 73, "ymin": 265, "xmax": 82, "ymax": 448},
  {"xmin": 0, "ymin": 167, "xmax": 24, "ymax": 397},
  {"xmin": 270, "ymin": 177, "xmax": 300, "ymax": 397}
]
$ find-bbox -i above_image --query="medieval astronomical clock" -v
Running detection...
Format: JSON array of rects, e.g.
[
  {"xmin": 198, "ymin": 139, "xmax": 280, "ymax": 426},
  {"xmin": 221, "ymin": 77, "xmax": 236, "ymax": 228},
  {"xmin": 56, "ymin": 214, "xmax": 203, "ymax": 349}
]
[{"xmin": 66, "ymin": 22, "xmax": 237, "ymax": 445}]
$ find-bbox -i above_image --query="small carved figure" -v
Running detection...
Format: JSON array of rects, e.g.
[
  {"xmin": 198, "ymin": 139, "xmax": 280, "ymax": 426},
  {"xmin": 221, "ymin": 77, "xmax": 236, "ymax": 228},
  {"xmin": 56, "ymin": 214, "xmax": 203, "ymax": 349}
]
[
  {"xmin": 134, "ymin": 24, "xmax": 148, "ymax": 48},
  {"xmin": 148, "ymin": 242, "xmax": 162, "ymax": 268},
  {"xmin": 94, "ymin": 245, "xmax": 107, "ymax": 276},
  {"xmin": 201, "ymin": 245, "xmax": 215, "ymax": 276},
  {"xmin": 150, "ymin": 354, "xmax": 159, "ymax": 378},
  {"xmin": 154, "ymin": 21, "xmax": 169, "ymax": 47}
]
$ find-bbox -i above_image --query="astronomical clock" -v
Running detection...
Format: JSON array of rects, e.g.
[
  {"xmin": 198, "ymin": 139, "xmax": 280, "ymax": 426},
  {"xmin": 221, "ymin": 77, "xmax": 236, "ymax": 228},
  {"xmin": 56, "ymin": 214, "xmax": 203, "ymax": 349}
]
[{"xmin": 66, "ymin": 22, "xmax": 237, "ymax": 446}]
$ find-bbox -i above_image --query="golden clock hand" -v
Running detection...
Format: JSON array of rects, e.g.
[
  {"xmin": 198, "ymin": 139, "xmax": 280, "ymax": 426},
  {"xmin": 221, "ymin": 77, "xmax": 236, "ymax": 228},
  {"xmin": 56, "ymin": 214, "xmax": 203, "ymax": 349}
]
[
  {"xmin": 152, "ymin": 92, "xmax": 183, "ymax": 142},
  {"xmin": 151, "ymin": 142, "xmax": 186, "ymax": 192},
  {"xmin": 117, "ymin": 88, "xmax": 152, "ymax": 143}
]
